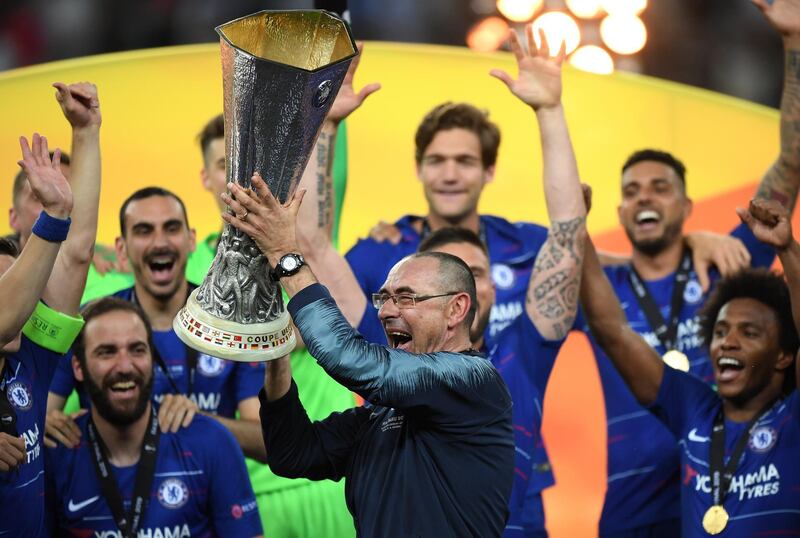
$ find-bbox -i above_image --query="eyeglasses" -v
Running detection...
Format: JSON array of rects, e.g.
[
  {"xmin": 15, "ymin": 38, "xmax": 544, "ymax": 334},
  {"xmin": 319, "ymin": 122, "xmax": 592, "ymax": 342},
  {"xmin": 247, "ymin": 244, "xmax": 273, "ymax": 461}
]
[{"xmin": 371, "ymin": 292, "xmax": 458, "ymax": 310}]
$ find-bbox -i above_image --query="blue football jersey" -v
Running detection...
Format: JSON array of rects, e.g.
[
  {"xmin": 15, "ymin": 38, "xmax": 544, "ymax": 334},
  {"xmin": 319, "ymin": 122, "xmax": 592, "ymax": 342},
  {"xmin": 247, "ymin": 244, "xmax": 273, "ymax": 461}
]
[
  {"xmin": 577, "ymin": 223, "xmax": 775, "ymax": 533},
  {"xmin": 0, "ymin": 335, "xmax": 65, "ymax": 537},
  {"xmin": 489, "ymin": 311, "xmax": 563, "ymax": 536},
  {"xmin": 49, "ymin": 287, "xmax": 265, "ymax": 417},
  {"xmin": 47, "ymin": 413, "xmax": 262, "ymax": 537},
  {"xmin": 652, "ymin": 367, "xmax": 800, "ymax": 537},
  {"xmin": 345, "ymin": 214, "xmax": 549, "ymax": 350}
]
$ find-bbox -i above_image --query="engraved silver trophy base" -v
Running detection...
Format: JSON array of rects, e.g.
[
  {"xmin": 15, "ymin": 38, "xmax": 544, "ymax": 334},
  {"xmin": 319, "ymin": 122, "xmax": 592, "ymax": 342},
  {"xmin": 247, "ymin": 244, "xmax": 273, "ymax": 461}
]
[{"xmin": 174, "ymin": 289, "xmax": 296, "ymax": 362}]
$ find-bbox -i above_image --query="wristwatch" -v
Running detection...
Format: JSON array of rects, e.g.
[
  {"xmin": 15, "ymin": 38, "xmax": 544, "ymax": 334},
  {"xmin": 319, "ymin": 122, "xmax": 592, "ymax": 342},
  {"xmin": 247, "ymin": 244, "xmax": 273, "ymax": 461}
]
[{"xmin": 270, "ymin": 253, "xmax": 306, "ymax": 281}]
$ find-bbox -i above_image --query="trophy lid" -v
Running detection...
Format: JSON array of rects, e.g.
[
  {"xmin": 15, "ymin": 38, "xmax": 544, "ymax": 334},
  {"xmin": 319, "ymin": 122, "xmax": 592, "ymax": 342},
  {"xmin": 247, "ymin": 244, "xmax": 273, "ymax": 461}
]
[{"xmin": 216, "ymin": 10, "xmax": 357, "ymax": 73}]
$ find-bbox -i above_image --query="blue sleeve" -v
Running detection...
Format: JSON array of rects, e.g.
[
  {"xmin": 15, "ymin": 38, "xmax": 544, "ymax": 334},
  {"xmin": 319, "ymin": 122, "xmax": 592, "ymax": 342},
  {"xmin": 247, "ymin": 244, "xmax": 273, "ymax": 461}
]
[
  {"xmin": 345, "ymin": 238, "xmax": 383, "ymax": 298},
  {"xmin": 18, "ymin": 335, "xmax": 67, "ymax": 399},
  {"xmin": 48, "ymin": 353, "xmax": 77, "ymax": 398},
  {"xmin": 289, "ymin": 284, "xmax": 511, "ymax": 427},
  {"xmin": 649, "ymin": 366, "xmax": 718, "ymax": 437},
  {"xmin": 233, "ymin": 361, "xmax": 266, "ymax": 404},
  {"xmin": 500, "ymin": 312, "xmax": 565, "ymax": 397},
  {"xmin": 731, "ymin": 221, "xmax": 775, "ymax": 269},
  {"xmin": 205, "ymin": 419, "xmax": 263, "ymax": 537}
]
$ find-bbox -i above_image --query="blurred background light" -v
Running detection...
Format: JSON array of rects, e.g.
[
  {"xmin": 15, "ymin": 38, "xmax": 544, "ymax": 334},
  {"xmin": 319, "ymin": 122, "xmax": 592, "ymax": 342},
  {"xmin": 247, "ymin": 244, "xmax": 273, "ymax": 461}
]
[
  {"xmin": 565, "ymin": 0, "xmax": 604, "ymax": 20},
  {"xmin": 600, "ymin": 0, "xmax": 647, "ymax": 15},
  {"xmin": 496, "ymin": 0, "xmax": 544, "ymax": 22},
  {"xmin": 569, "ymin": 44, "xmax": 614, "ymax": 74},
  {"xmin": 600, "ymin": 13, "xmax": 646, "ymax": 55},
  {"xmin": 532, "ymin": 11, "xmax": 581, "ymax": 55},
  {"xmin": 467, "ymin": 16, "xmax": 511, "ymax": 52}
]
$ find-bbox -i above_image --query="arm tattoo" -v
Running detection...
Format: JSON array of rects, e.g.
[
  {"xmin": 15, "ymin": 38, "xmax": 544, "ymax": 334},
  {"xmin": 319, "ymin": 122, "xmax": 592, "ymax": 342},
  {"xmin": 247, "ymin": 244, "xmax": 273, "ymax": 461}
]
[
  {"xmin": 315, "ymin": 132, "xmax": 334, "ymax": 229},
  {"xmin": 526, "ymin": 217, "xmax": 586, "ymax": 340},
  {"xmin": 756, "ymin": 49, "xmax": 800, "ymax": 214}
]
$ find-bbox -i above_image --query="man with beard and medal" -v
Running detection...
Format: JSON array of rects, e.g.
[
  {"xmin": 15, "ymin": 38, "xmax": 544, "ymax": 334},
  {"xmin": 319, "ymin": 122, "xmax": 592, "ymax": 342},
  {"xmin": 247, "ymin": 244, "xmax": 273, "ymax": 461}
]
[
  {"xmin": 582, "ymin": 196, "xmax": 800, "ymax": 536},
  {"xmin": 572, "ymin": 2, "xmax": 800, "ymax": 535},
  {"xmin": 46, "ymin": 297, "xmax": 263, "ymax": 537},
  {"xmin": 45, "ymin": 187, "xmax": 267, "ymax": 463}
]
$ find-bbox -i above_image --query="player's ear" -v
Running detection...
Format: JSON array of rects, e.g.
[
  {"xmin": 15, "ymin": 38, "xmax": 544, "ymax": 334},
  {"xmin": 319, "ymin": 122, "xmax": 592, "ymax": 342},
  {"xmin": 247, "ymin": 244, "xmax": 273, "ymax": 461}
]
[{"xmin": 71, "ymin": 353, "xmax": 84, "ymax": 383}]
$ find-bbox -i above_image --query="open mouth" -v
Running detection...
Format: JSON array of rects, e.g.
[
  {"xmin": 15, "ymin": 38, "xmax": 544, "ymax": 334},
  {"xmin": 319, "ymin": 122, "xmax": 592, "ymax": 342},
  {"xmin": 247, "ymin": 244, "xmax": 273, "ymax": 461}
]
[
  {"xmin": 635, "ymin": 210, "xmax": 661, "ymax": 226},
  {"xmin": 146, "ymin": 255, "xmax": 177, "ymax": 282},
  {"xmin": 717, "ymin": 356, "xmax": 744, "ymax": 382},
  {"xmin": 387, "ymin": 330, "xmax": 412, "ymax": 350},
  {"xmin": 108, "ymin": 379, "xmax": 138, "ymax": 398}
]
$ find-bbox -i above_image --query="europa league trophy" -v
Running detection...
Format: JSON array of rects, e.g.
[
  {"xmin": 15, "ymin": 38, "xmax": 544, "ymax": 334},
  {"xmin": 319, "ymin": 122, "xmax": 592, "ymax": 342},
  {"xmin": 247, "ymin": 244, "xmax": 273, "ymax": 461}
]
[{"xmin": 174, "ymin": 11, "xmax": 357, "ymax": 361}]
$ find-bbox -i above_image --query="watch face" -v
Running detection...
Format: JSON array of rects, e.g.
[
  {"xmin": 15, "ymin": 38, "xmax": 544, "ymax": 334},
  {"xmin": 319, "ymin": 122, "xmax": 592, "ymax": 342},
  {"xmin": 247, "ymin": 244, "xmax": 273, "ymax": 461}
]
[{"xmin": 282, "ymin": 256, "xmax": 299, "ymax": 271}]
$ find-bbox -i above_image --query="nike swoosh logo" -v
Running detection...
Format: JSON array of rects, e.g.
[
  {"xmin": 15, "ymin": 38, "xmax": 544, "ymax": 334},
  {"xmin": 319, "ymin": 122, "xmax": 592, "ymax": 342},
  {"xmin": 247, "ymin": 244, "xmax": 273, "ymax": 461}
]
[
  {"xmin": 688, "ymin": 428, "xmax": 710, "ymax": 443},
  {"xmin": 68, "ymin": 495, "xmax": 100, "ymax": 512}
]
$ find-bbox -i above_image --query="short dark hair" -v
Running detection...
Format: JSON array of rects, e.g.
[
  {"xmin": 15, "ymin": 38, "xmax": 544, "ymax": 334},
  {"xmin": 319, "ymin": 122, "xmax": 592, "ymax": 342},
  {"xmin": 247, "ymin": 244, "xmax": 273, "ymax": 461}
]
[
  {"xmin": 415, "ymin": 102, "xmax": 501, "ymax": 168},
  {"xmin": 410, "ymin": 251, "xmax": 477, "ymax": 330},
  {"xmin": 12, "ymin": 151, "xmax": 71, "ymax": 208},
  {"xmin": 118, "ymin": 187, "xmax": 190, "ymax": 236},
  {"xmin": 0, "ymin": 237, "xmax": 19, "ymax": 258},
  {"xmin": 198, "ymin": 114, "xmax": 224, "ymax": 165},
  {"xmin": 622, "ymin": 149, "xmax": 686, "ymax": 188},
  {"xmin": 418, "ymin": 227, "xmax": 488, "ymax": 258},
  {"xmin": 73, "ymin": 297, "xmax": 154, "ymax": 374},
  {"xmin": 700, "ymin": 268, "xmax": 799, "ymax": 392}
]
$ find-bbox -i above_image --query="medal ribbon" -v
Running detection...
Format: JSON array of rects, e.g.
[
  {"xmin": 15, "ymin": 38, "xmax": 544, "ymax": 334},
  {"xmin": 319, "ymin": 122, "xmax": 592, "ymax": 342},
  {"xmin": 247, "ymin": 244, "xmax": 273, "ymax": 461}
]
[
  {"xmin": 628, "ymin": 249, "xmax": 692, "ymax": 352},
  {"xmin": 131, "ymin": 286, "xmax": 198, "ymax": 397},
  {"xmin": 87, "ymin": 406, "xmax": 161, "ymax": 538},
  {"xmin": 709, "ymin": 400, "xmax": 778, "ymax": 507}
]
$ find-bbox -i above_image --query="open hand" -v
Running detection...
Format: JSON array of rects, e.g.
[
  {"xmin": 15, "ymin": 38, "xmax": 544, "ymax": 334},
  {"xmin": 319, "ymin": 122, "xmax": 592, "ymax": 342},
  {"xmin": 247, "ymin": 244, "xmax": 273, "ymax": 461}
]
[
  {"xmin": 752, "ymin": 0, "xmax": 800, "ymax": 37},
  {"xmin": 490, "ymin": 26, "xmax": 565, "ymax": 111},
  {"xmin": 327, "ymin": 43, "xmax": 381, "ymax": 123},
  {"xmin": 221, "ymin": 173, "xmax": 306, "ymax": 265},
  {"xmin": 18, "ymin": 134, "xmax": 73, "ymax": 219},
  {"xmin": 157, "ymin": 394, "xmax": 198, "ymax": 433},
  {"xmin": 44, "ymin": 408, "xmax": 86, "ymax": 449}
]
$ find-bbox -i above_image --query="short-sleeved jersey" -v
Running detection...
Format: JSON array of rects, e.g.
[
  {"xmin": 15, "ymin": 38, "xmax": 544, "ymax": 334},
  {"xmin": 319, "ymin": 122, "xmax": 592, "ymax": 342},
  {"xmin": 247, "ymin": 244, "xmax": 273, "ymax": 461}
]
[
  {"xmin": 490, "ymin": 310, "xmax": 563, "ymax": 536},
  {"xmin": 576, "ymin": 223, "xmax": 775, "ymax": 533},
  {"xmin": 49, "ymin": 286, "xmax": 265, "ymax": 417},
  {"xmin": 651, "ymin": 367, "xmax": 800, "ymax": 536},
  {"xmin": 345, "ymin": 215, "xmax": 549, "ymax": 350},
  {"xmin": 47, "ymin": 413, "xmax": 262, "ymax": 537},
  {"xmin": 0, "ymin": 335, "xmax": 65, "ymax": 536}
]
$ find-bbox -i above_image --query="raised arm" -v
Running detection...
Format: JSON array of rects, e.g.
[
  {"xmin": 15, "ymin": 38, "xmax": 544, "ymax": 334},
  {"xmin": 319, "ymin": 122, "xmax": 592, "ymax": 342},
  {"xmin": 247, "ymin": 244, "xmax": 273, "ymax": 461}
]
[
  {"xmin": 581, "ymin": 237, "xmax": 664, "ymax": 405},
  {"xmin": 736, "ymin": 198, "xmax": 800, "ymax": 348},
  {"xmin": 0, "ymin": 136, "xmax": 73, "ymax": 345},
  {"xmin": 42, "ymin": 82, "xmax": 101, "ymax": 315},
  {"xmin": 752, "ymin": 0, "xmax": 800, "ymax": 212},
  {"xmin": 294, "ymin": 44, "xmax": 380, "ymax": 327},
  {"xmin": 490, "ymin": 28, "xmax": 586, "ymax": 340}
]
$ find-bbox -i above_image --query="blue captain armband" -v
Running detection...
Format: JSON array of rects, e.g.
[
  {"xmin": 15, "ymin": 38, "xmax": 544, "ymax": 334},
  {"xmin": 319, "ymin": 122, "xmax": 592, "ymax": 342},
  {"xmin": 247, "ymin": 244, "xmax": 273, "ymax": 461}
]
[{"xmin": 22, "ymin": 301, "xmax": 84, "ymax": 353}]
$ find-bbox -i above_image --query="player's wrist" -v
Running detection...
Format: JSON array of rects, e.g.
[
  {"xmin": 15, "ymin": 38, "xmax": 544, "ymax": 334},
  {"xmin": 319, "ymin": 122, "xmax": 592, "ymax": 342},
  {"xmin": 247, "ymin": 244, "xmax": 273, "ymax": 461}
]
[{"xmin": 33, "ymin": 210, "xmax": 71, "ymax": 242}]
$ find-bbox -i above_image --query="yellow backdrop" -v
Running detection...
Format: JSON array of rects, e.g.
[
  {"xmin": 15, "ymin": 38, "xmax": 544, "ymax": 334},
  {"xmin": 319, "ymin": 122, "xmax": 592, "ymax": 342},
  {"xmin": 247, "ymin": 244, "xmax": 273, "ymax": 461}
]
[{"xmin": 0, "ymin": 42, "xmax": 781, "ymax": 537}]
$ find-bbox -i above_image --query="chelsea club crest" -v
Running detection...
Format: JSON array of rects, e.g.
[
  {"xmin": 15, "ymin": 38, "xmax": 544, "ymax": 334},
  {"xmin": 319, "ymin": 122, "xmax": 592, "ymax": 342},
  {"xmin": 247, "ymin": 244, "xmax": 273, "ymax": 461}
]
[
  {"xmin": 198, "ymin": 354, "xmax": 225, "ymax": 377},
  {"xmin": 6, "ymin": 382, "xmax": 32, "ymax": 411},
  {"xmin": 749, "ymin": 426, "xmax": 778, "ymax": 453},
  {"xmin": 158, "ymin": 478, "xmax": 189, "ymax": 509}
]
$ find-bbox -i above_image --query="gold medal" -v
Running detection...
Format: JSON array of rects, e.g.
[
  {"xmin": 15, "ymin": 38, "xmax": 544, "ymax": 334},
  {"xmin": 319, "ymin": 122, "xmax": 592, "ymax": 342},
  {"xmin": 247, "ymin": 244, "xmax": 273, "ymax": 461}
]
[
  {"xmin": 663, "ymin": 349, "xmax": 690, "ymax": 372},
  {"xmin": 702, "ymin": 505, "xmax": 729, "ymax": 535}
]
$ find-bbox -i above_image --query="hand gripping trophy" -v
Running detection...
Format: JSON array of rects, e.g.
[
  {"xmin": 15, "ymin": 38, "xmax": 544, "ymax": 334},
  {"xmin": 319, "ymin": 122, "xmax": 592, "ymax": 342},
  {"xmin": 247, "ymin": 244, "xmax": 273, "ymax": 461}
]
[{"xmin": 174, "ymin": 11, "xmax": 357, "ymax": 361}]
